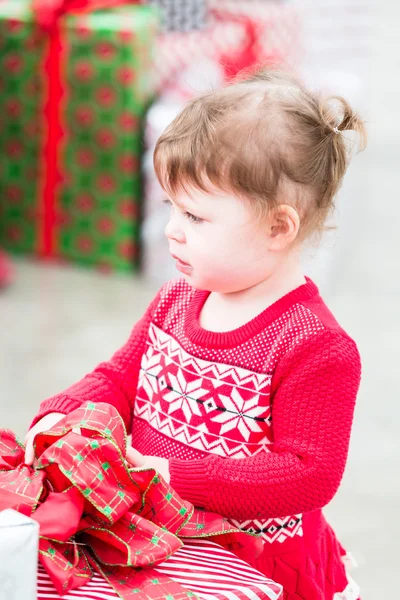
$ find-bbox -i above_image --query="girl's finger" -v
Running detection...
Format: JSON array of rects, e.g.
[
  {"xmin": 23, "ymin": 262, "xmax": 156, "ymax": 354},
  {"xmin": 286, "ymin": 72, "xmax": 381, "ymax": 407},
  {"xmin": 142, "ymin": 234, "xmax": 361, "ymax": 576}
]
[
  {"xmin": 24, "ymin": 439, "xmax": 34, "ymax": 465},
  {"xmin": 126, "ymin": 446, "xmax": 146, "ymax": 466}
]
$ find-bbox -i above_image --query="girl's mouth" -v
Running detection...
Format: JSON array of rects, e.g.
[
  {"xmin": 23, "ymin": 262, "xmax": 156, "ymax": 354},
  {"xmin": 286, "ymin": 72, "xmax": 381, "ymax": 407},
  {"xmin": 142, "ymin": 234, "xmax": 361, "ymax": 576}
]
[{"xmin": 172, "ymin": 255, "xmax": 192, "ymax": 274}]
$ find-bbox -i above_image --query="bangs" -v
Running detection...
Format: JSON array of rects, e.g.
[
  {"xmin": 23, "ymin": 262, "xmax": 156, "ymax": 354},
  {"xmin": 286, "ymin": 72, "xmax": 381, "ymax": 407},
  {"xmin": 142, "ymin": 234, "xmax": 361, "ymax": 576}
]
[
  {"xmin": 153, "ymin": 132, "xmax": 218, "ymax": 199},
  {"xmin": 153, "ymin": 96, "xmax": 232, "ymax": 199},
  {"xmin": 153, "ymin": 84, "xmax": 292, "ymax": 216}
]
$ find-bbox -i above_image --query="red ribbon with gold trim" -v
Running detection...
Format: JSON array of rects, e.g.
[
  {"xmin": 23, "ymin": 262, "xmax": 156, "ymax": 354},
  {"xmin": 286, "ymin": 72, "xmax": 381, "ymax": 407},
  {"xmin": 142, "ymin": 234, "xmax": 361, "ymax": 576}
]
[
  {"xmin": 0, "ymin": 402, "xmax": 263, "ymax": 599},
  {"xmin": 31, "ymin": 0, "xmax": 140, "ymax": 256}
]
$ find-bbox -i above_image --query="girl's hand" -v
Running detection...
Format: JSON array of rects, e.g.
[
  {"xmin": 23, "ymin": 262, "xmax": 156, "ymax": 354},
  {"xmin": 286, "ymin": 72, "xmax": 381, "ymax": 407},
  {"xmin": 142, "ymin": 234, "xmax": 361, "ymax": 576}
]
[
  {"xmin": 24, "ymin": 412, "xmax": 65, "ymax": 465},
  {"xmin": 126, "ymin": 447, "xmax": 170, "ymax": 484}
]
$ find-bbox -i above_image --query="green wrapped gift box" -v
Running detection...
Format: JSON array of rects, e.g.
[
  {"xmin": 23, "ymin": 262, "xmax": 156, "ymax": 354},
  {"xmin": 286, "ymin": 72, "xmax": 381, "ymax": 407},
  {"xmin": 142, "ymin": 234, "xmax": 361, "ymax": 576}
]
[{"xmin": 0, "ymin": 1, "xmax": 158, "ymax": 272}]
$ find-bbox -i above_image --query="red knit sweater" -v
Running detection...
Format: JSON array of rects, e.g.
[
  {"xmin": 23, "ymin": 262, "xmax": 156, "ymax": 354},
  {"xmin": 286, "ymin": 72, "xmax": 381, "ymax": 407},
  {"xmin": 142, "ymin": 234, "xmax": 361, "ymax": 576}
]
[{"xmin": 33, "ymin": 278, "xmax": 361, "ymax": 600}]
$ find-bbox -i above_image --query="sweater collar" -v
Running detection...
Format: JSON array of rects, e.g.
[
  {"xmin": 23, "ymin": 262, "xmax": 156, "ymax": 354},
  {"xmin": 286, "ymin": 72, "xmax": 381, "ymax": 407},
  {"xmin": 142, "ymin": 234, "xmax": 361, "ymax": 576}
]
[{"xmin": 184, "ymin": 277, "xmax": 320, "ymax": 349}]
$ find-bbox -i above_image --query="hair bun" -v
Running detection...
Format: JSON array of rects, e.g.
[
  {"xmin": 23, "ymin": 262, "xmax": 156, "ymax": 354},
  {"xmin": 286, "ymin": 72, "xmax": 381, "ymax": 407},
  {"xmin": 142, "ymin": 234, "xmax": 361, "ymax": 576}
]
[{"xmin": 319, "ymin": 95, "xmax": 367, "ymax": 148}]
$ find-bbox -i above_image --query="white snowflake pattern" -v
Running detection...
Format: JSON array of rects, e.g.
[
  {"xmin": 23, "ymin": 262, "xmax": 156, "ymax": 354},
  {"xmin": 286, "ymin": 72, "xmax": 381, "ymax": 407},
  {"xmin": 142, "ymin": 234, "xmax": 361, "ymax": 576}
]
[
  {"xmin": 213, "ymin": 388, "xmax": 267, "ymax": 441},
  {"xmin": 164, "ymin": 368, "xmax": 208, "ymax": 423},
  {"xmin": 139, "ymin": 347, "xmax": 163, "ymax": 401}
]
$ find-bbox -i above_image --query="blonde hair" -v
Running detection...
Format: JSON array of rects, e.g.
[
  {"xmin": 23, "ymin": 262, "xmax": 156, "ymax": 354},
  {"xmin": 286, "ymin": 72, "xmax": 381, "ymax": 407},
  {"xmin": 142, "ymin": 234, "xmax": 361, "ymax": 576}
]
[{"xmin": 154, "ymin": 69, "xmax": 367, "ymax": 239}]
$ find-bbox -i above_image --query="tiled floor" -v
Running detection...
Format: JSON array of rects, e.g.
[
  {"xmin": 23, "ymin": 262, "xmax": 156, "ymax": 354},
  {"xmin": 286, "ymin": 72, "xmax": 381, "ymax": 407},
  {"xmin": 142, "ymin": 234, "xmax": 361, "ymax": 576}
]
[{"xmin": 1, "ymin": 2, "xmax": 399, "ymax": 598}]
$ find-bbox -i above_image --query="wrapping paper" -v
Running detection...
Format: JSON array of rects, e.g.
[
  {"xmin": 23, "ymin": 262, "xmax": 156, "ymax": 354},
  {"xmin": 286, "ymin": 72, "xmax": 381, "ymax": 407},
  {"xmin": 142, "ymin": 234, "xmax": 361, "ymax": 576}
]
[
  {"xmin": 37, "ymin": 538, "xmax": 283, "ymax": 600},
  {"xmin": 147, "ymin": 0, "xmax": 207, "ymax": 32},
  {"xmin": 208, "ymin": 0, "xmax": 303, "ymax": 71},
  {"xmin": 153, "ymin": 1, "xmax": 303, "ymax": 93},
  {"xmin": 0, "ymin": 402, "xmax": 282, "ymax": 600},
  {"xmin": 0, "ymin": 509, "xmax": 39, "ymax": 600}
]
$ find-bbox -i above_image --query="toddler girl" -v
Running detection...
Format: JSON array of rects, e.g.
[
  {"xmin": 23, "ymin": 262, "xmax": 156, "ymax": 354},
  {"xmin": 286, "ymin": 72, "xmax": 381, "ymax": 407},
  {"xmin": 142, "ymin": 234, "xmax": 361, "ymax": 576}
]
[{"xmin": 26, "ymin": 70, "xmax": 366, "ymax": 600}]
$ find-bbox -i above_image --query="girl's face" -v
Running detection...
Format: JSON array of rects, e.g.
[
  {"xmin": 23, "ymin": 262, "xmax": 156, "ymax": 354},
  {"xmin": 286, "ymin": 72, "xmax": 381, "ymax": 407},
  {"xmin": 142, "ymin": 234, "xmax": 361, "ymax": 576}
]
[{"xmin": 164, "ymin": 185, "xmax": 275, "ymax": 294}]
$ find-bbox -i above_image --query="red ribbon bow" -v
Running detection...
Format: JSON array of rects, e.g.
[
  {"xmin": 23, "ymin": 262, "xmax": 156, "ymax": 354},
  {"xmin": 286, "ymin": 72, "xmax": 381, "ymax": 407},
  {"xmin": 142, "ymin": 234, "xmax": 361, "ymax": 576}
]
[{"xmin": 0, "ymin": 402, "xmax": 261, "ymax": 599}]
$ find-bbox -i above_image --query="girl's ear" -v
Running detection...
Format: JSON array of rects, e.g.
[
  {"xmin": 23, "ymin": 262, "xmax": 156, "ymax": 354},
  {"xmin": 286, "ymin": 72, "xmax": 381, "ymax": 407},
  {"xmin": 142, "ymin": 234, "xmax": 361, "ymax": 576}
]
[{"xmin": 267, "ymin": 204, "xmax": 301, "ymax": 250}]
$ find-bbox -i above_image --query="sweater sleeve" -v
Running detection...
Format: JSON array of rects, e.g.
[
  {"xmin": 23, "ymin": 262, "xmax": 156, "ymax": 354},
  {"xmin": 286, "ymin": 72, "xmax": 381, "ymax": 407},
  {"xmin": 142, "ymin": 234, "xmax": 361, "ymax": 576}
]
[
  {"xmin": 30, "ymin": 290, "xmax": 162, "ymax": 432},
  {"xmin": 168, "ymin": 329, "xmax": 361, "ymax": 520}
]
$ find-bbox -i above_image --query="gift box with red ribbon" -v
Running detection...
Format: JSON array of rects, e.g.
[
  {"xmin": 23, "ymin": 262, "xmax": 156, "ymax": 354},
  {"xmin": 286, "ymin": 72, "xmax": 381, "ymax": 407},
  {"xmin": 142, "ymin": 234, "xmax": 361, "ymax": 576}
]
[
  {"xmin": 0, "ymin": 0, "xmax": 158, "ymax": 272},
  {"xmin": 0, "ymin": 402, "xmax": 283, "ymax": 600}
]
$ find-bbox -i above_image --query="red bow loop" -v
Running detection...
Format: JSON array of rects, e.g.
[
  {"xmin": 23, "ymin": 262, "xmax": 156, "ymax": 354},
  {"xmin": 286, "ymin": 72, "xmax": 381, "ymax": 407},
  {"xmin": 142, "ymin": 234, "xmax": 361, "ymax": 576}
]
[
  {"xmin": 80, "ymin": 510, "xmax": 183, "ymax": 568},
  {"xmin": 0, "ymin": 429, "xmax": 25, "ymax": 470}
]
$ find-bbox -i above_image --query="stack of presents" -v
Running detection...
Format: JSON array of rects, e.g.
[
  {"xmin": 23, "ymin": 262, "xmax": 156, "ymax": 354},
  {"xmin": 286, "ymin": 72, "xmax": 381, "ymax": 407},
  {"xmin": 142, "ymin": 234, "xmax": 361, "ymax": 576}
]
[{"xmin": 0, "ymin": 1, "xmax": 302, "ymax": 597}]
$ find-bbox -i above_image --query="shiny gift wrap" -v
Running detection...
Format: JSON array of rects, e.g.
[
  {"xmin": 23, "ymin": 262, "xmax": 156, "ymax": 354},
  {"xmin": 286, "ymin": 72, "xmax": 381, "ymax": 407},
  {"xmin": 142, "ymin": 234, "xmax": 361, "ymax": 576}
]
[{"xmin": 0, "ymin": 402, "xmax": 282, "ymax": 600}]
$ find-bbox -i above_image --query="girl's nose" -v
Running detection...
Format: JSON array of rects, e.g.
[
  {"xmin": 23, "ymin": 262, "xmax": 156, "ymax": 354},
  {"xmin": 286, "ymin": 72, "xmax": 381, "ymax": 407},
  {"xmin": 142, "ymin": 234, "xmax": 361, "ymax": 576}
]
[{"xmin": 165, "ymin": 215, "xmax": 186, "ymax": 243}]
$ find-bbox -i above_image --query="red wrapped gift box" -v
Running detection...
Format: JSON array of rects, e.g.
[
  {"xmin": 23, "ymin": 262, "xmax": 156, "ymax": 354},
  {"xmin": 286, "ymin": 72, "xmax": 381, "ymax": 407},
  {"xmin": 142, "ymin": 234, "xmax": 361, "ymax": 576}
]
[{"xmin": 38, "ymin": 538, "xmax": 283, "ymax": 600}]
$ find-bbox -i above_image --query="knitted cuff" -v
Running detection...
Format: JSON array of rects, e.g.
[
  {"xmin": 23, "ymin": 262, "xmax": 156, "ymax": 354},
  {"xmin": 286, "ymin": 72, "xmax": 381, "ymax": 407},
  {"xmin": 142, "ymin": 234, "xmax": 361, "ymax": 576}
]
[
  {"xmin": 29, "ymin": 395, "xmax": 82, "ymax": 429},
  {"xmin": 168, "ymin": 457, "xmax": 211, "ymax": 509}
]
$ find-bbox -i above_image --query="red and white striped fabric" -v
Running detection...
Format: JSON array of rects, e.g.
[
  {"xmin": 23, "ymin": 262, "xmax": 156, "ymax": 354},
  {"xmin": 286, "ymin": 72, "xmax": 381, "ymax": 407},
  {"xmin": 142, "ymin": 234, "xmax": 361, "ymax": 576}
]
[{"xmin": 37, "ymin": 538, "xmax": 283, "ymax": 600}]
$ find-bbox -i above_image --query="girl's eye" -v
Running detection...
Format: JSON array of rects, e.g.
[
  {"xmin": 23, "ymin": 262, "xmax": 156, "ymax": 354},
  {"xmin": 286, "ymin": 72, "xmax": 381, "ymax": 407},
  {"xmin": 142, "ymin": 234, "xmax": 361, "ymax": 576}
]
[
  {"xmin": 184, "ymin": 212, "xmax": 203, "ymax": 224},
  {"xmin": 162, "ymin": 199, "xmax": 203, "ymax": 224}
]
